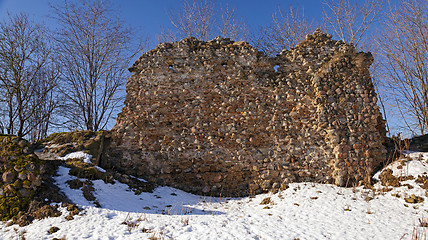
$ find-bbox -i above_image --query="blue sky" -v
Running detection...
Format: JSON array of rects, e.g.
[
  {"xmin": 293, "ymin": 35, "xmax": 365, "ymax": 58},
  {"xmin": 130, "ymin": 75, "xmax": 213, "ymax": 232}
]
[{"xmin": 0, "ymin": 0, "xmax": 326, "ymax": 48}]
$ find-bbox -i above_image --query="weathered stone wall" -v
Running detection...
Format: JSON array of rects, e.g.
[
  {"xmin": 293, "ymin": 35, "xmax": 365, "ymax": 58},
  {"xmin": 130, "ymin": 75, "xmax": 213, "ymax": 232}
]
[{"xmin": 104, "ymin": 30, "xmax": 387, "ymax": 196}]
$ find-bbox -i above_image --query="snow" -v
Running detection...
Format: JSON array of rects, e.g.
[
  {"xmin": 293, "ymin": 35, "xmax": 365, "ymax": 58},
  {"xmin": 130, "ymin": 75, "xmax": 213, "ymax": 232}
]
[
  {"xmin": 2, "ymin": 153, "xmax": 428, "ymax": 239},
  {"xmin": 59, "ymin": 151, "xmax": 93, "ymax": 163},
  {"xmin": 95, "ymin": 166, "xmax": 106, "ymax": 173},
  {"xmin": 374, "ymin": 152, "xmax": 428, "ymax": 180}
]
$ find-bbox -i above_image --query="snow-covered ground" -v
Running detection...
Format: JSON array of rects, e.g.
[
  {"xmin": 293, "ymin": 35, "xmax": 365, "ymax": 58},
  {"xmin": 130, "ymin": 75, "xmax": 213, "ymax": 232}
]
[{"xmin": 2, "ymin": 153, "xmax": 428, "ymax": 240}]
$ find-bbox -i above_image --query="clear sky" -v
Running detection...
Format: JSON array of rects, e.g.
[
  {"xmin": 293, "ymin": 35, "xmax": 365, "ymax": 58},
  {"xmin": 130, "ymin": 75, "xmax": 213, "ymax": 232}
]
[{"xmin": 0, "ymin": 0, "xmax": 326, "ymax": 49}]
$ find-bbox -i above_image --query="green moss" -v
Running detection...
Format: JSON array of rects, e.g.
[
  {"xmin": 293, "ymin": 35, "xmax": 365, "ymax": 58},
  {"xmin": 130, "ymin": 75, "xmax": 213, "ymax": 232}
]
[
  {"xmin": 69, "ymin": 166, "xmax": 99, "ymax": 179},
  {"xmin": 39, "ymin": 131, "xmax": 96, "ymax": 145},
  {"xmin": 1, "ymin": 141, "xmax": 22, "ymax": 156},
  {"xmin": 9, "ymin": 156, "xmax": 28, "ymax": 169},
  {"xmin": 66, "ymin": 160, "xmax": 114, "ymax": 184},
  {"xmin": 0, "ymin": 135, "xmax": 43, "ymax": 221},
  {"xmin": 66, "ymin": 160, "xmax": 92, "ymax": 169},
  {"xmin": 37, "ymin": 132, "xmax": 67, "ymax": 143},
  {"xmin": 0, "ymin": 195, "xmax": 32, "ymax": 221},
  {"xmin": 0, "ymin": 185, "xmax": 35, "ymax": 220},
  {"xmin": 22, "ymin": 180, "xmax": 31, "ymax": 188},
  {"xmin": 12, "ymin": 180, "xmax": 22, "ymax": 189}
]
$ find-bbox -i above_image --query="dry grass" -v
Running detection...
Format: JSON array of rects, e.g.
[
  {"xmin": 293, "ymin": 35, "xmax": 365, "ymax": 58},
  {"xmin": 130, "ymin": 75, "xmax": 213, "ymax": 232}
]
[
  {"xmin": 401, "ymin": 219, "xmax": 428, "ymax": 240},
  {"xmin": 419, "ymin": 218, "xmax": 428, "ymax": 228},
  {"xmin": 260, "ymin": 197, "xmax": 272, "ymax": 205},
  {"xmin": 411, "ymin": 227, "xmax": 427, "ymax": 240},
  {"xmin": 181, "ymin": 217, "xmax": 190, "ymax": 226},
  {"xmin": 18, "ymin": 230, "xmax": 26, "ymax": 240},
  {"xmin": 121, "ymin": 213, "xmax": 143, "ymax": 232},
  {"xmin": 148, "ymin": 231, "xmax": 166, "ymax": 240}
]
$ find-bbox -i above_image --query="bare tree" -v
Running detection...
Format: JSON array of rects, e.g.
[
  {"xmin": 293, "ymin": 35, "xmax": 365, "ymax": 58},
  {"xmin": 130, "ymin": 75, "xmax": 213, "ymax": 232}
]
[
  {"xmin": 159, "ymin": 0, "xmax": 247, "ymax": 43},
  {"xmin": 322, "ymin": 0, "xmax": 383, "ymax": 50},
  {"xmin": 271, "ymin": 5, "xmax": 314, "ymax": 51},
  {"xmin": 378, "ymin": 0, "xmax": 428, "ymax": 135},
  {"xmin": 250, "ymin": 26, "xmax": 277, "ymax": 56},
  {"xmin": 0, "ymin": 13, "xmax": 59, "ymax": 138},
  {"xmin": 219, "ymin": 4, "xmax": 248, "ymax": 41},
  {"xmin": 27, "ymin": 65, "xmax": 61, "ymax": 141},
  {"xmin": 51, "ymin": 0, "xmax": 143, "ymax": 132},
  {"xmin": 168, "ymin": 0, "xmax": 215, "ymax": 41},
  {"xmin": 251, "ymin": 5, "xmax": 314, "ymax": 56}
]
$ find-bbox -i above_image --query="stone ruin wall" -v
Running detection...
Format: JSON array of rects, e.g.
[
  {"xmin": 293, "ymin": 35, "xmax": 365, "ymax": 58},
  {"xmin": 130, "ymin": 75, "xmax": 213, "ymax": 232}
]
[{"xmin": 104, "ymin": 30, "xmax": 387, "ymax": 197}]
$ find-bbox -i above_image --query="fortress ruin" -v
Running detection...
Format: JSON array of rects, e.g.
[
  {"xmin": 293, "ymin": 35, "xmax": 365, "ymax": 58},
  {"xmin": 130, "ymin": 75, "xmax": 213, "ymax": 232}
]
[{"xmin": 103, "ymin": 30, "xmax": 387, "ymax": 197}]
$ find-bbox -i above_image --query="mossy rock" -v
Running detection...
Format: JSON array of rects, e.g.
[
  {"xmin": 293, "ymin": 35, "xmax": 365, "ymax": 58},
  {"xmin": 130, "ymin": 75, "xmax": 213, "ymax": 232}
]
[
  {"xmin": 39, "ymin": 131, "xmax": 100, "ymax": 145},
  {"xmin": 0, "ymin": 135, "xmax": 44, "ymax": 221},
  {"xmin": 38, "ymin": 130, "xmax": 107, "ymax": 159},
  {"xmin": 0, "ymin": 194, "xmax": 32, "ymax": 221},
  {"xmin": 83, "ymin": 138, "xmax": 102, "ymax": 159},
  {"xmin": 66, "ymin": 161, "xmax": 114, "ymax": 184},
  {"xmin": 69, "ymin": 166, "xmax": 99, "ymax": 179}
]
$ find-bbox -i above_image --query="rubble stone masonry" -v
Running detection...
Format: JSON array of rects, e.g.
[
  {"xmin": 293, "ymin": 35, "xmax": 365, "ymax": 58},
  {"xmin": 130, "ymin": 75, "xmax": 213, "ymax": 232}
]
[{"xmin": 104, "ymin": 30, "xmax": 387, "ymax": 196}]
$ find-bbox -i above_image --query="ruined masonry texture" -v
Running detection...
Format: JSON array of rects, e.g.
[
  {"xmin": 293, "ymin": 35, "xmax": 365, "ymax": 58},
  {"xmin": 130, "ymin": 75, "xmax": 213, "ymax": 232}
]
[{"xmin": 104, "ymin": 30, "xmax": 387, "ymax": 197}]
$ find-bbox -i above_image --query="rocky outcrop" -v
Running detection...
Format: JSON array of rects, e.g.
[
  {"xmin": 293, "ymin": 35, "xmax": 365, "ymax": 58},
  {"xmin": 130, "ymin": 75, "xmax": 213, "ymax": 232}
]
[
  {"xmin": 0, "ymin": 135, "xmax": 43, "ymax": 220},
  {"xmin": 104, "ymin": 30, "xmax": 387, "ymax": 196}
]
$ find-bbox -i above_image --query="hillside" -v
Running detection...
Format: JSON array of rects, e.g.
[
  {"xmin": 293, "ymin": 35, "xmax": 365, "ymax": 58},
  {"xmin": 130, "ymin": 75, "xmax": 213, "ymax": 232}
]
[{"xmin": 1, "ymin": 148, "xmax": 427, "ymax": 239}]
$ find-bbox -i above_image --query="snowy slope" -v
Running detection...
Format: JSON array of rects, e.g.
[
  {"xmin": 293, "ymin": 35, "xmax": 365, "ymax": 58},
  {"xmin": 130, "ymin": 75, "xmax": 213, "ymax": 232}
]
[{"xmin": 2, "ymin": 153, "xmax": 428, "ymax": 240}]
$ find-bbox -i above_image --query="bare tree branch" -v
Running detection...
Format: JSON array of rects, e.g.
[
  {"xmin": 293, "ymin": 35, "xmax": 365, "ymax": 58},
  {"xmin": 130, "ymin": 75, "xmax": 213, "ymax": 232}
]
[
  {"xmin": 251, "ymin": 5, "xmax": 315, "ymax": 56},
  {"xmin": 0, "ymin": 13, "xmax": 59, "ymax": 139},
  {"xmin": 219, "ymin": 4, "xmax": 248, "ymax": 41},
  {"xmin": 159, "ymin": 0, "xmax": 247, "ymax": 43},
  {"xmin": 51, "ymin": 0, "xmax": 144, "ymax": 132},
  {"xmin": 322, "ymin": 0, "xmax": 384, "ymax": 50},
  {"xmin": 378, "ymin": 0, "xmax": 428, "ymax": 134}
]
